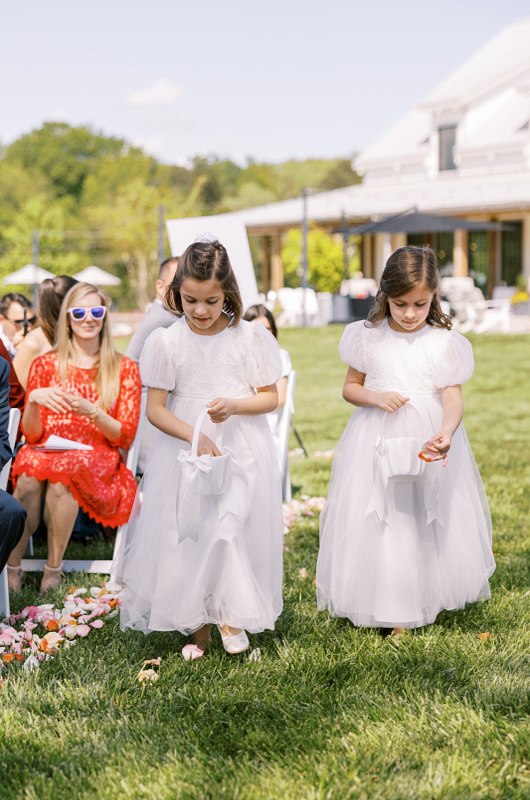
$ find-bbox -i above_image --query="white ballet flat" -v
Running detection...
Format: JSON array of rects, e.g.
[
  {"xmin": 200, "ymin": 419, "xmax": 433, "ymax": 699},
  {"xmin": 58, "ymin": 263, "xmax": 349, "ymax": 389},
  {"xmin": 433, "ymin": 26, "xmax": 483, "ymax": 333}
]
[{"xmin": 218, "ymin": 626, "xmax": 249, "ymax": 654}]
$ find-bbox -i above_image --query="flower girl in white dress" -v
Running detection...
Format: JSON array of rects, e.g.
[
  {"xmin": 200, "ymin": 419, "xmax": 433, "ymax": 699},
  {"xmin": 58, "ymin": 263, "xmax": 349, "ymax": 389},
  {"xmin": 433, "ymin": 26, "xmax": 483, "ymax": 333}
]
[
  {"xmin": 119, "ymin": 240, "xmax": 283, "ymax": 658},
  {"xmin": 317, "ymin": 246, "xmax": 495, "ymax": 635}
]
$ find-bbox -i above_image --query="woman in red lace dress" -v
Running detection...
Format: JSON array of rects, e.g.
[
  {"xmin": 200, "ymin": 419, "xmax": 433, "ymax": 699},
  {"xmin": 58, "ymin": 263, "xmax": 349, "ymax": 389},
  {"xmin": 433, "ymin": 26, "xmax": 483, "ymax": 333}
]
[{"xmin": 7, "ymin": 282, "xmax": 141, "ymax": 593}]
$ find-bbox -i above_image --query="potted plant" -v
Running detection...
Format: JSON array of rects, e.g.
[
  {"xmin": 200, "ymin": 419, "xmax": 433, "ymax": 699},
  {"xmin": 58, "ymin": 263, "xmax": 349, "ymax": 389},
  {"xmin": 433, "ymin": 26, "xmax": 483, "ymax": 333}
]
[{"xmin": 511, "ymin": 275, "xmax": 529, "ymax": 315}]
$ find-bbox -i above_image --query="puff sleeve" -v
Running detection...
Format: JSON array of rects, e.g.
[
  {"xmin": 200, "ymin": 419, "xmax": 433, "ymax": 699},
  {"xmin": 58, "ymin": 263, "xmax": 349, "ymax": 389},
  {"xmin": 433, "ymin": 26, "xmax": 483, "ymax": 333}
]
[
  {"xmin": 434, "ymin": 331, "xmax": 474, "ymax": 388},
  {"xmin": 338, "ymin": 321, "xmax": 367, "ymax": 372},
  {"xmin": 139, "ymin": 328, "xmax": 176, "ymax": 391},
  {"xmin": 245, "ymin": 322, "xmax": 283, "ymax": 388}
]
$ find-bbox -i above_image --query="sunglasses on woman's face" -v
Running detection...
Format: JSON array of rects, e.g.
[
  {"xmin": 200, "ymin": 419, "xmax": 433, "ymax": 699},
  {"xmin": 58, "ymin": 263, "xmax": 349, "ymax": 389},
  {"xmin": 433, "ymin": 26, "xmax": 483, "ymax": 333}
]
[{"xmin": 67, "ymin": 306, "xmax": 107, "ymax": 322}]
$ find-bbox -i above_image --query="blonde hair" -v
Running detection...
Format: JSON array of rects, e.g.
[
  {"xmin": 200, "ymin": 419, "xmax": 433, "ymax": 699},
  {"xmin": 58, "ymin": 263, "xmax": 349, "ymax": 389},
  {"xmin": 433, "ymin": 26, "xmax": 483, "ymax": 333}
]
[{"xmin": 55, "ymin": 282, "xmax": 122, "ymax": 410}]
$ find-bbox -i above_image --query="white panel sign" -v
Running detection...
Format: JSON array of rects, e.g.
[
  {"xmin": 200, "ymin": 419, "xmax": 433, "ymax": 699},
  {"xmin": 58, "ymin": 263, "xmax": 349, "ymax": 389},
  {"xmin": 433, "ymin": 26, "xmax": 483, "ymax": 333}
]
[{"xmin": 165, "ymin": 214, "xmax": 259, "ymax": 311}]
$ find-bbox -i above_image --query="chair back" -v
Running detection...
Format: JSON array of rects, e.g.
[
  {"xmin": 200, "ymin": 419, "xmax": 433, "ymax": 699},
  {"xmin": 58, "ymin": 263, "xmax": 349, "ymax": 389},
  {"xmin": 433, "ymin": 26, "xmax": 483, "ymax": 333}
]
[
  {"xmin": 276, "ymin": 370, "xmax": 296, "ymax": 501},
  {"xmin": 0, "ymin": 407, "xmax": 21, "ymax": 618}
]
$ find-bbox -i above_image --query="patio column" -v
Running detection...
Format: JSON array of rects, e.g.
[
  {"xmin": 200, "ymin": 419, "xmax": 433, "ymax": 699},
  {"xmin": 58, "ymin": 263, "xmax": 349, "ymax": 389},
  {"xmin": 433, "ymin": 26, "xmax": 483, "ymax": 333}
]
[
  {"xmin": 453, "ymin": 229, "xmax": 468, "ymax": 277},
  {"xmin": 362, "ymin": 234, "xmax": 373, "ymax": 278},
  {"xmin": 261, "ymin": 236, "xmax": 271, "ymax": 292},
  {"xmin": 271, "ymin": 232, "xmax": 284, "ymax": 291},
  {"xmin": 522, "ymin": 214, "xmax": 530, "ymax": 282},
  {"xmin": 374, "ymin": 233, "xmax": 392, "ymax": 280},
  {"xmin": 391, "ymin": 233, "xmax": 406, "ymax": 251}
]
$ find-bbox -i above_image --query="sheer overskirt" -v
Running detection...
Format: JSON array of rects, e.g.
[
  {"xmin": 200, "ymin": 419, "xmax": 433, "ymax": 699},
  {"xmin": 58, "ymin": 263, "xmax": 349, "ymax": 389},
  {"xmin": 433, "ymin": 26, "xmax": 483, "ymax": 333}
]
[
  {"xmin": 118, "ymin": 396, "xmax": 283, "ymax": 635},
  {"xmin": 316, "ymin": 395, "xmax": 494, "ymax": 628}
]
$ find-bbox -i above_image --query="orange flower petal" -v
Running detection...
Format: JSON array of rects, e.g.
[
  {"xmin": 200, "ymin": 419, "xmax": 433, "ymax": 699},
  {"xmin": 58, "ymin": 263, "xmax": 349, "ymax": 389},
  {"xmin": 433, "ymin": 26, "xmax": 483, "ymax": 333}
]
[{"xmin": 46, "ymin": 619, "xmax": 60, "ymax": 631}]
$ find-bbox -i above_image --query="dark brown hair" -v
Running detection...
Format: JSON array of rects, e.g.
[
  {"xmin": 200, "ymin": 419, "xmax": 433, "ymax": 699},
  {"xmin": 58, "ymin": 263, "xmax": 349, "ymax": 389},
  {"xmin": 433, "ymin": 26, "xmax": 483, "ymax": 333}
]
[
  {"xmin": 243, "ymin": 304, "xmax": 278, "ymax": 339},
  {"xmin": 38, "ymin": 275, "xmax": 79, "ymax": 344},
  {"xmin": 166, "ymin": 240, "xmax": 243, "ymax": 324},
  {"xmin": 367, "ymin": 246, "xmax": 451, "ymax": 329}
]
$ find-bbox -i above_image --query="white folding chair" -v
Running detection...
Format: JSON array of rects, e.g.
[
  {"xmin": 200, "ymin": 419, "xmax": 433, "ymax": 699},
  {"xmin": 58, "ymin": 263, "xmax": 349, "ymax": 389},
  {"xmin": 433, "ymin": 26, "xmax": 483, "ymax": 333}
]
[
  {"xmin": 21, "ymin": 393, "xmax": 146, "ymax": 577},
  {"xmin": 0, "ymin": 408, "xmax": 21, "ymax": 619},
  {"xmin": 275, "ymin": 370, "xmax": 296, "ymax": 502}
]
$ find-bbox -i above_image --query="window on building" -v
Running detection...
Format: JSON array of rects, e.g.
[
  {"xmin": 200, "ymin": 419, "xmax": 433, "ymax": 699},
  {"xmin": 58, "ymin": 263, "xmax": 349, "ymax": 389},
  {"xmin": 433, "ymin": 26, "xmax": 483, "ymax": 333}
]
[
  {"xmin": 439, "ymin": 126, "xmax": 457, "ymax": 171},
  {"xmin": 406, "ymin": 233, "xmax": 454, "ymax": 273},
  {"xmin": 501, "ymin": 222, "xmax": 522, "ymax": 286}
]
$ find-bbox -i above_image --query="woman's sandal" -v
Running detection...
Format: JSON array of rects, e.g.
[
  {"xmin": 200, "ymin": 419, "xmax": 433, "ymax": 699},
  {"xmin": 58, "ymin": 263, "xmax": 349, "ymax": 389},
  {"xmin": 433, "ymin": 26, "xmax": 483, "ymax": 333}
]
[
  {"xmin": 218, "ymin": 626, "xmax": 250, "ymax": 654},
  {"xmin": 39, "ymin": 564, "xmax": 65, "ymax": 594},
  {"xmin": 7, "ymin": 565, "xmax": 25, "ymax": 593}
]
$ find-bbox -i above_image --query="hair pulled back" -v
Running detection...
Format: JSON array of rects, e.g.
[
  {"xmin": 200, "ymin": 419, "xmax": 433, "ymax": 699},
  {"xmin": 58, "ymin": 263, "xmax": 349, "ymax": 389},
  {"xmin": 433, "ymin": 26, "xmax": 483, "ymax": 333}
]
[
  {"xmin": 367, "ymin": 246, "xmax": 451, "ymax": 329},
  {"xmin": 166, "ymin": 240, "xmax": 243, "ymax": 324},
  {"xmin": 243, "ymin": 303, "xmax": 278, "ymax": 339},
  {"xmin": 38, "ymin": 275, "xmax": 79, "ymax": 344}
]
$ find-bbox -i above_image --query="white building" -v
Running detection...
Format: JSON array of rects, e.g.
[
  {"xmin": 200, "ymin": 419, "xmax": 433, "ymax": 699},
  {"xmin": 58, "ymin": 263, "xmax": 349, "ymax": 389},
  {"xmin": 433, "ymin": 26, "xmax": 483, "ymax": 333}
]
[{"xmin": 235, "ymin": 17, "xmax": 530, "ymax": 296}]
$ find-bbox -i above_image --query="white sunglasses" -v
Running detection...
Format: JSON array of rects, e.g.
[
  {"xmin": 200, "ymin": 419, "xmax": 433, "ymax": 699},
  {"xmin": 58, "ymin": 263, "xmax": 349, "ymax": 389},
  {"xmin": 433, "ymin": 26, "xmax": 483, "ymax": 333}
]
[{"xmin": 67, "ymin": 306, "xmax": 107, "ymax": 322}]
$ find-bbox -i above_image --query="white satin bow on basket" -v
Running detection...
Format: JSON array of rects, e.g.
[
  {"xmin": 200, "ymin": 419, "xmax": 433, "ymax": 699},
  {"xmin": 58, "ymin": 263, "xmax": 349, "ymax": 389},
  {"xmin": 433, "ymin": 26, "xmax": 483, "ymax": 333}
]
[{"xmin": 176, "ymin": 406, "xmax": 246, "ymax": 543}]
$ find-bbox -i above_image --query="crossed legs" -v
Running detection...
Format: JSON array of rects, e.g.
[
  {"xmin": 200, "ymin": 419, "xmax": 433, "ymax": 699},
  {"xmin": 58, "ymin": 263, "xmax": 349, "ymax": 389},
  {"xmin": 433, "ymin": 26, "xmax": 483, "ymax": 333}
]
[{"xmin": 8, "ymin": 474, "xmax": 80, "ymax": 591}]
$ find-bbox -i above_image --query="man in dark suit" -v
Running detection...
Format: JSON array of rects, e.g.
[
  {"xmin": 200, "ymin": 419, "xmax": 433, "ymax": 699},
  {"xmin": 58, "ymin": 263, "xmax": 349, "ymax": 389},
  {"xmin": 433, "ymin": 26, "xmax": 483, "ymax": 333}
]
[{"xmin": 0, "ymin": 356, "xmax": 26, "ymax": 573}]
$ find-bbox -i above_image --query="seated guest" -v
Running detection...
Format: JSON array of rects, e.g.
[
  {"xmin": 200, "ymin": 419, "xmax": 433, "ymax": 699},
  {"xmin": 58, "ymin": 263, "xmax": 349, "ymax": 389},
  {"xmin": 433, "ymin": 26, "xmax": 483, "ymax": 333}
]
[
  {"xmin": 0, "ymin": 341, "xmax": 25, "ymax": 411},
  {"xmin": 13, "ymin": 275, "xmax": 78, "ymax": 391},
  {"xmin": 0, "ymin": 293, "xmax": 36, "ymax": 355},
  {"xmin": 243, "ymin": 304, "xmax": 292, "ymax": 409},
  {"xmin": 126, "ymin": 256, "xmax": 179, "ymax": 473},
  {"xmin": 126, "ymin": 257, "xmax": 179, "ymax": 362},
  {"xmin": 0, "ymin": 356, "xmax": 26, "ymax": 574},
  {"xmin": 7, "ymin": 282, "xmax": 142, "ymax": 594}
]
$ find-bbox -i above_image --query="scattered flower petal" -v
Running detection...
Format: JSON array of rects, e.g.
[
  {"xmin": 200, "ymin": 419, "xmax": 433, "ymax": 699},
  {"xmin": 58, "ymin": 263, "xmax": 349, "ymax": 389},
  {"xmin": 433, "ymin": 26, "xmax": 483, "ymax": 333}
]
[
  {"xmin": 298, "ymin": 568, "xmax": 308, "ymax": 580},
  {"xmin": 478, "ymin": 632, "xmax": 492, "ymax": 640},
  {"xmin": 248, "ymin": 648, "xmax": 262, "ymax": 662},
  {"xmin": 1, "ymin": 583, "xmax": 121, "ymax": 671},
  {"xmin": 137, "ymin": 668, "xmax": 158, "ymax": 683},
  {"xmin": 142, "ymin": 658, "xmax": 161, "ymax": 667}
]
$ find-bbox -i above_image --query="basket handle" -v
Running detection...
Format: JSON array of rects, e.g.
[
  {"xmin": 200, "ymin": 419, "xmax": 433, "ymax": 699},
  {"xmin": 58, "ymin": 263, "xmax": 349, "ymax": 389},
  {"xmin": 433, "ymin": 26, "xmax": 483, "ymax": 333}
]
[{"xmin": 191, "ymin": 406, "xmax": 223, "ymax": 457}]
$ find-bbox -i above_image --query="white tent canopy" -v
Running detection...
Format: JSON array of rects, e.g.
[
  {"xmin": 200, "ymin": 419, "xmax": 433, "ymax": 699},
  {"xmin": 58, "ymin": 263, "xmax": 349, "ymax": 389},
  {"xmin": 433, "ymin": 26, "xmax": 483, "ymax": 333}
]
[
  {"xmin": 165, "ymin": 215, "xmax": 259, "ymax": 311},
  {"xmin": 73, "ymin": 265, "xmax": 121, "ymax": 286},
  {"xmin": 3, "ymin": 264, "xmax": 55, "ymax": 285}
]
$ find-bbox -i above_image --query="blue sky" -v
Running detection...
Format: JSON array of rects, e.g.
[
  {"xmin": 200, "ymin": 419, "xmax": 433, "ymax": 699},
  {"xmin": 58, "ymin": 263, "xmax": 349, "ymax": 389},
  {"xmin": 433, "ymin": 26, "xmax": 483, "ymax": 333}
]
[{"xmin": 1, "ymin": 0, "xmax": 529, "ymax": 165}]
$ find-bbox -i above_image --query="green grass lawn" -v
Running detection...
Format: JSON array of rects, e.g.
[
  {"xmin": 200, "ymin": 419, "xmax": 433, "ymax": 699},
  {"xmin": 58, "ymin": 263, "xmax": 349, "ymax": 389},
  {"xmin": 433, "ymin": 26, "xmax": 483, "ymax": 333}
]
[{"xmin": 2, "ymin": 328, "xmax": 529, "ymax": 799}]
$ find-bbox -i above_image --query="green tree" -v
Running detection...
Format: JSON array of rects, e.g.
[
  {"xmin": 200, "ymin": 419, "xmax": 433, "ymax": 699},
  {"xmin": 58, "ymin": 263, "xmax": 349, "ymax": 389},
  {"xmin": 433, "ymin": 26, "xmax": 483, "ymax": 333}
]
[
  {"xmin": 4, "ymin": 122, "xmax": 129, "ymax": 200},
  {"xmin": 89, "ymin": 177, "xmax": 207, "ymax": 309},
  {"xmin": 281, "ymin": 226, "xmax": 346, "ymax": 292},
  {"xmin": 0, "ymin": 194, "xmax": 80, "ymax": 282}
]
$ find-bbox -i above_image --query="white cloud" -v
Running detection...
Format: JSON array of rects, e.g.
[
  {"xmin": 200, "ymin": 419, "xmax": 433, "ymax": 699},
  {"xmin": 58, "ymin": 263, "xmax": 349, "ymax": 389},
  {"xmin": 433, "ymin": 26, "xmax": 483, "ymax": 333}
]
[{"xmin": 127, "ymin": 79, "xmax": 182, "ymax": 108}]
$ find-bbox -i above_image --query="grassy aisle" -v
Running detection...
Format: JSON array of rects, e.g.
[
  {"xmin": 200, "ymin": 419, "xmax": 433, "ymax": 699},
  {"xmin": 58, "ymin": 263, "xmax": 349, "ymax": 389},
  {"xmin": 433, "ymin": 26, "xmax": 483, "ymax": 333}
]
[{"xmin": 1, "ymin": 329, "xmax": 529, "ymax": 799}]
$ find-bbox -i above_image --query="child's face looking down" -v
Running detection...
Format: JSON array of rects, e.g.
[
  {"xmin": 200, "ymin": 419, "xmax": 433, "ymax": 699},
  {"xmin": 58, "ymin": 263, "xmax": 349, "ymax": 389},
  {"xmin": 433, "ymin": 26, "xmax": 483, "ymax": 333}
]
[
  {"xmin": 387, "ymin": 284, "xmax": 434, "ymax": 334},
  {"xmin": 180, "ymin": 277, "xmax": 227, "ymax": 335}
]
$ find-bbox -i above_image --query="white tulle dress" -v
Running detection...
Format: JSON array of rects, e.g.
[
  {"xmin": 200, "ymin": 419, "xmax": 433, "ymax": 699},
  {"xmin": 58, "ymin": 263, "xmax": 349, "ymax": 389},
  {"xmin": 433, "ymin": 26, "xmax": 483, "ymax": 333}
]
[
  {"xmin": 317, "ymin": 319, "xmax": 495, "ymax": 629},
  {"xmin": 118, "ymin": 317, "xmax": 284, "ymax": 635}
]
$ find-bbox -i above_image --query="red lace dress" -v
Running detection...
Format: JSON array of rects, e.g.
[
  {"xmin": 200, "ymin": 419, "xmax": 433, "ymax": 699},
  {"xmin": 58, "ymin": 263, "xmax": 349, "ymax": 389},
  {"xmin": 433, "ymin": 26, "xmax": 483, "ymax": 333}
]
[{"xmin": 12, "ymin": 353, "xmax": 142, "ymax": 527}]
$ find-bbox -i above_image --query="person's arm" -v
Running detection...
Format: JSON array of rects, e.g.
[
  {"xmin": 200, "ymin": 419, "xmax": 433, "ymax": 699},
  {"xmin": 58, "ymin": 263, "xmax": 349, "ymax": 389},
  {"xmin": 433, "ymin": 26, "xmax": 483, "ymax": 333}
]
[
  {"xmin": 69, "ymin": 358, "xmax": 142, "ymax": 447},
  {"xmin": 12, "ymin": 330, "xmax": 45, "ymax": 391},
  {"xmin": 421, "ymin": 385, "xmax": 463, "ymax": 462},
  {"xmin": 342, "ymin": 367, "xmax": 409, "ymax": 412},
  {"xmin": 23, "ymin": 386, "xmax": 72, "ymax": 443},
  {"xmin": 207, "ymin": 385, "xmax": 278, "ymax": 422},
  {"xmin": 276, "ymin": 376, "xmax": 288, "ymax": 409},
  {"xmin": 68, "ymin": 395, "xmax": 124, "ymax": 443},
  {"xmin": 146, "ymin": 387, "xmax": 221, "ymax": 457}
]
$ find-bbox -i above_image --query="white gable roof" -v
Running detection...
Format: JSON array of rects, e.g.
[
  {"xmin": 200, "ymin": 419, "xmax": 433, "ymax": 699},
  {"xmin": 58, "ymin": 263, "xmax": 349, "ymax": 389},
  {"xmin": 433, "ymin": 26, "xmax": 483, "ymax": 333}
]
[
  {"xmin": 236, "ymin": 18, "xmax": 530, "ymax": 232},
  {"xmin": 355, "ymin": 17, "xmax": 530, "ymax": 180}
]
